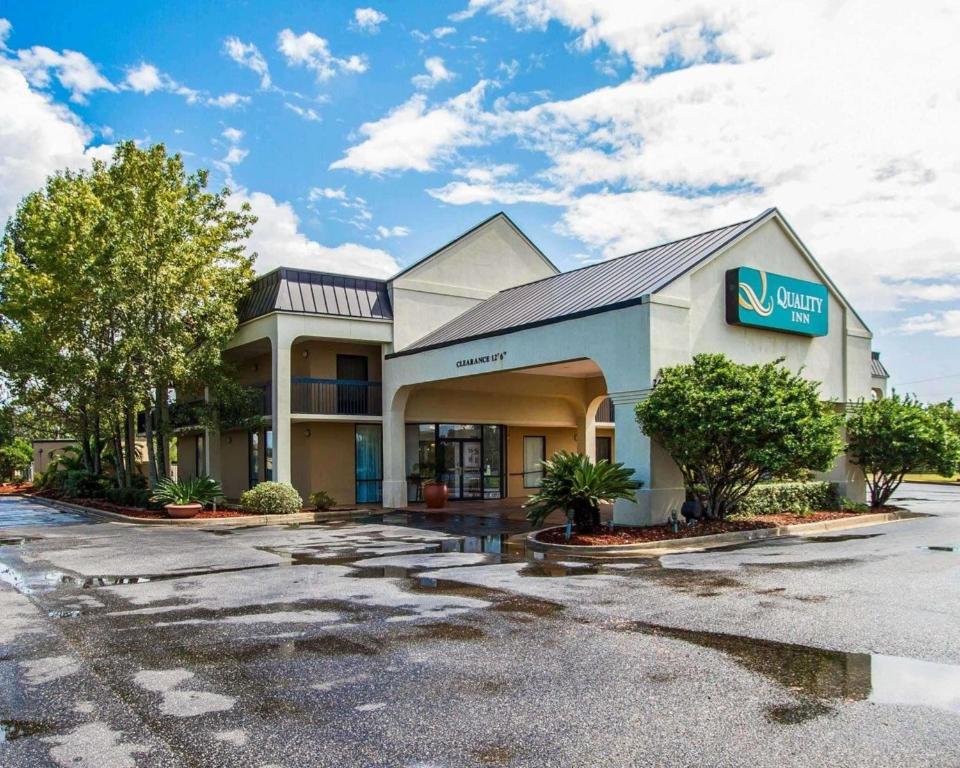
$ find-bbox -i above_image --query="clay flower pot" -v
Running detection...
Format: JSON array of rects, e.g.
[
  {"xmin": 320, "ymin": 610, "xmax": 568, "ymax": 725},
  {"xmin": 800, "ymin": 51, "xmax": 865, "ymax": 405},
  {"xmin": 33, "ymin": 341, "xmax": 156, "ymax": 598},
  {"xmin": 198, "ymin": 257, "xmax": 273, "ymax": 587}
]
[
  {"xmin": 423, "ymin": 481, "xmax": 448, "ymax": 509},
  {"xmin": 165, "ymin": 502, "xmax": 203, "ymax": 519}
]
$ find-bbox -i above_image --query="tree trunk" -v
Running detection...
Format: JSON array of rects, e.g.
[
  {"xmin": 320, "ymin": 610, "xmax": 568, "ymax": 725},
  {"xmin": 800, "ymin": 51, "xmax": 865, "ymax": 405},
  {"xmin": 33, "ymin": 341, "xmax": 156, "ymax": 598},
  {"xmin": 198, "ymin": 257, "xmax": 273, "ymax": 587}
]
[
  {"xmin": 124, "ymin": 407, "xmax": 136, "ymax": 487},
  {"xmin": 571, "ymin": 499, "xmax": 600, "ymax": 533},
  {"xmin": 79, "ymin": 407, "xmax": 93, "ymax": 473},
  {"xmin": 143, "ymin": 397, "xmax": 159, "ymax": 489},
  {"xmin": 111, "ymin": 419, "xmax": 127, "ymax": 489},
  {"xmin": 92, "ymin": 415, "xmax": 102, "ymax": 476},
  {"xmin": 155, "ymin": 383, "xmax": 169, "ymax": 479}
]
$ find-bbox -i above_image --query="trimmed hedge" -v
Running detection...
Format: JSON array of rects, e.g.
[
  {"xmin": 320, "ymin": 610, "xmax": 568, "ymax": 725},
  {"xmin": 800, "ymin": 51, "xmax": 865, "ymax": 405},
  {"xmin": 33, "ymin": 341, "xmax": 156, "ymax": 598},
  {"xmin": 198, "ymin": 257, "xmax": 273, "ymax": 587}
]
[
  {"xmin": 735, "ymin": 481, "xmax": 839, "ymax": 517},
  {"xmin": 240, "ymin": 481, "xmax": 303, "ymax": 515}
]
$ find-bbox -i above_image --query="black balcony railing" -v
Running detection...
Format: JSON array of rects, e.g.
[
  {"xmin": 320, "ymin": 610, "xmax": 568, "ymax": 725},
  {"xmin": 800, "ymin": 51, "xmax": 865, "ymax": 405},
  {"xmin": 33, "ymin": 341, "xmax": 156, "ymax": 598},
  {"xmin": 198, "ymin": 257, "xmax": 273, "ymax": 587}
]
[
  {"xmin": 291, "ymin": 378, "xmax": 382, "ymax": 416},
  {"xmin": 596, "ymin": 397, "xmax": 615, "ymax": 423}
]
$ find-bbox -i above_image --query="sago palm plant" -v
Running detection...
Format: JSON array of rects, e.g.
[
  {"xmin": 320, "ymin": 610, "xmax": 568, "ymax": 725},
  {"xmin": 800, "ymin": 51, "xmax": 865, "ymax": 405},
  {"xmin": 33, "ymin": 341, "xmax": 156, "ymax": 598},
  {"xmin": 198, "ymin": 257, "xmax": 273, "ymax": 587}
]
[{"xmin": 524, "ymin": 451, "xmax": 640, "ymax": 536}]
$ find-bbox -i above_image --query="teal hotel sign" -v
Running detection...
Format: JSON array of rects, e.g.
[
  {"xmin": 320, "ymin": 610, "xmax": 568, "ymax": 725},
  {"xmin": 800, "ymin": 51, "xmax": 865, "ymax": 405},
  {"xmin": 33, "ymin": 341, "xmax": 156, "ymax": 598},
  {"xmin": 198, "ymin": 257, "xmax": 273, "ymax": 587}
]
[{"xmin": 725, "ymin": 267, "xmax": 828, "ymax": 336}]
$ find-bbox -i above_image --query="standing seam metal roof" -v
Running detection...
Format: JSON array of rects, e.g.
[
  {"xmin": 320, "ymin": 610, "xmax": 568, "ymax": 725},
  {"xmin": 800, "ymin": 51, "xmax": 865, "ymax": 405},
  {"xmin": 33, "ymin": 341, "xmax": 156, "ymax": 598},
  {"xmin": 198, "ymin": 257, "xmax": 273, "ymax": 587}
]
[
  {"xmin": 237, "ymin": 268, "xmax": 393, "ymax": 323},
  {"xmin": 870, "ymin": 352, "xmax": 890, "ymax": 379},
  {"xmin": 390, "ymin": 211, "xmax": 768, "ymax": 355}
]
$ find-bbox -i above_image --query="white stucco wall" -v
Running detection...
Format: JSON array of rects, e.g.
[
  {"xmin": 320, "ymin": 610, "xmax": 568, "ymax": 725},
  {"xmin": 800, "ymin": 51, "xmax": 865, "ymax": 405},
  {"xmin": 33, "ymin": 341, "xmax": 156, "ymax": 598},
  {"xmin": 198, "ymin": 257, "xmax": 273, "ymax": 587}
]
[{"xmin": 390, "ymin": 215, "xmax": 557, "ymax": 351}]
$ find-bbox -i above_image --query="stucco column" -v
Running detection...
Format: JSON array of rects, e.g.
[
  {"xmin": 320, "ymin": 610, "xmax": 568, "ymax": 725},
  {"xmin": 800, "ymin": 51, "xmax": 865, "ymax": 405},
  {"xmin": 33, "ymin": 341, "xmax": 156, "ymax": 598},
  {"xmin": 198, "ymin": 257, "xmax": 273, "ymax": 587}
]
[
  {"xmin": 381, "ymin": 387, "xmax": 409, "ymax": 508},
  {"xmin": 271, "ymin": 324, "xmax": 292, "ymax": 485},
  {"xmin": 202, "ymin": 386, "xmax": 221, "ymax": 482},
  {"xmin": 608, "ymin": 390, "xmax": 654, "ymax": 526}
]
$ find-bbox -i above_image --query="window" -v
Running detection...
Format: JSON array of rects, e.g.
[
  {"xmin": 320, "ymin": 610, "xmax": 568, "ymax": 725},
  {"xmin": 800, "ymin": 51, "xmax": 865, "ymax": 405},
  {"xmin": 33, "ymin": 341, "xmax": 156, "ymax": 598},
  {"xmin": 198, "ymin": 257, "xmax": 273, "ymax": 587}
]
[
  {"xmin": 523, "ymin": 436, "xmax": 546, "ymax": 488},
  {"xmin": 596, "ymin": 436, "xmax": 612, "ymax": 463},
  {"xmin": 355, "ymin": 424, "xmax": 383, "ymax": 503}
]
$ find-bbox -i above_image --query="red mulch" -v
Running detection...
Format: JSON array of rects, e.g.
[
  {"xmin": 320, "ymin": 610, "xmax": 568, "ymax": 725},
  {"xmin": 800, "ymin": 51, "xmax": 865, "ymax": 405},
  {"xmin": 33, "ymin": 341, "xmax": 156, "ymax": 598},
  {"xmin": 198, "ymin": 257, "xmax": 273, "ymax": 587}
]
[
  {"xmin": 33, "ymin": 491, "xmax": 258, "ymax": 520},
  {"xmin": 537, "ymin": 509, "xmax": 893, "ymax": 546},
  {"xmin": 0, "ymin": 482, "xmax": 33, "ymax": 495}
]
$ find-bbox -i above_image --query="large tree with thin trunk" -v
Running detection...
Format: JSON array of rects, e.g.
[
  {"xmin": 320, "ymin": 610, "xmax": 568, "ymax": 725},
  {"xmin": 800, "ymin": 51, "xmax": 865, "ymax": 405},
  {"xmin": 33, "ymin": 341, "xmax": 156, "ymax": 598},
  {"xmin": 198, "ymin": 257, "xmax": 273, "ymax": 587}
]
[
  {"xmin": 0, "ymin": 142, "xmax": 256, "ymax": 487},
  {"xmin": 635, "ymin": 353, "xmax": 843, "ymax": 519},
  {"xmin": 847, "ymin": 394, "xmax": 960, "ymax": 507}
]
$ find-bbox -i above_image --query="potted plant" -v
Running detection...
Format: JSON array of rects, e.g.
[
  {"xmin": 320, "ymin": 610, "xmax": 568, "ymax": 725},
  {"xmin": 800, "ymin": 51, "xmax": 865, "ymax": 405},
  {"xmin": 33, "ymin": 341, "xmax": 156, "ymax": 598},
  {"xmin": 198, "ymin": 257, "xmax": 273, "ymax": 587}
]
[
  {"xmin": 151, "ymin": 476, "xmax": 223, "ymax": 519},
  {"xmin": 423, "ymin": 479, "xmax": 448, "ymax": 509},
  {"xmin": 524, "ymin": 451, "xmax": 639, "ymax": 539}
]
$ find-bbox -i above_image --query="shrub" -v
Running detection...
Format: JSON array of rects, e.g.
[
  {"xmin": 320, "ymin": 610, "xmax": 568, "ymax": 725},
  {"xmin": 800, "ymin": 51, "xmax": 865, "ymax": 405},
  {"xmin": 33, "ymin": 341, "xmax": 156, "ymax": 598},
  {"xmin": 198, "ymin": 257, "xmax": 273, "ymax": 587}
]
[
  {"xmin": 734, "ymin": 481, "xmax": 838, "ymax": 517},
  {"xmin": 635, "ymin": 354, "xmax": 843, "ymax": 519},
  {"xmin": 62, "ymin": 470, "xmax": 110, "ymax": 499},
  {"xmin": 524, "ymin": 451, "xmax": 639, "ymax": 534},
  {"xmin": 847, "ymin": 394, "xmax": 960, "ymax": 507},
  {"xmin": 0, "ymin": 437, "xmax": 33, "ymax": 481},
  {"xmin": 240, "ymin": 481, "xmax": 303, "ymax": 515},
  {"xmin": 105, "ymin": 487, "xmax": 152, "ymax": 508},
  {"xmin": 151, "ymin": 476, "xmax": 223, "ymax": 507},
  {"xmin": 310, "ymin": 490, "xmax": 337, "ymax": 511}
]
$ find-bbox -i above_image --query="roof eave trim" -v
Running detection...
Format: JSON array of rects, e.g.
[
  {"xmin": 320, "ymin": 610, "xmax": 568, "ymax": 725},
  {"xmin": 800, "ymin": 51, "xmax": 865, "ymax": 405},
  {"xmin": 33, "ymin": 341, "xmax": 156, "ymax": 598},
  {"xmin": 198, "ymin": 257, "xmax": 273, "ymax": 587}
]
[{"xmin": 386, "ymin": 295, "xmax": 650, "ymax": 359}]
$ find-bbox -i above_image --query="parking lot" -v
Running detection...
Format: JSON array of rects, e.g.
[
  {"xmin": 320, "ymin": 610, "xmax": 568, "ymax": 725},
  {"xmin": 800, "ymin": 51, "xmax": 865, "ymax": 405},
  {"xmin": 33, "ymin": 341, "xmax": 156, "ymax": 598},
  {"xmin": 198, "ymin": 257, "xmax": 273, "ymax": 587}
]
[{"xmin": 1, "ymin": 484, "xmax": 958, "ymax": 767}]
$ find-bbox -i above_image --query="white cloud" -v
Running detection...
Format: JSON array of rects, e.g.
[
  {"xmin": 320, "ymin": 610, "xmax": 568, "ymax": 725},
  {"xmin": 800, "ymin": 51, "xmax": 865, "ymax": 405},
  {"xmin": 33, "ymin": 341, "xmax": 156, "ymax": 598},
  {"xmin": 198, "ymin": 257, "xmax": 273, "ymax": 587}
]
[
  {"xmin": 206, "ymin": 92, "xmax": 250, "ymax": 109},
  {"xmin": 411, "ymin": 57, "xmax": 454, "ymax": 90},
  {"xmin": 222, "ymin": 146, "xmax": 248, "ymax": 165},
  {"xmin": 0, "ymin": 18, "xmax": 11, "ymax": 49},
  {"xmin": 277, "ymin": 29, "xmax": 368, "ymax": 81},
  {"xmin": 284, "ymin": 102, "xmax": 321, "ymax": 121},
  {"xmin": 353, "ymin": 8, "xmax": 388, "ymax": 33},
  {"xmin": 11, "ymin": 45, "xmax": 115, "ymax": 103},
  {"xmin": 231, "ymin": 187, "xmax": 400, "ymax": 277},
  {"xmin": 308, "ymin": 186, "xmax": 347, "ymax": 201},
  {"xmin": 452, "ymin": 162, "xmax": 517, "ymax": 184},
  {"xmin": 380, "ymin": 0, "xmax": 960, "ymax": 311},
  {"xmin": 222, "ymin": 127, "xmax": 243, "ymax": 144},
  {"xmin": 375, "ymin": 225, "xmax": 410, "ymax": 238},
  {"xmin": 124, "ymin": 63, "xmax": 164, "ymax": 94},
  {"xmin": 223, "ymin": 37, "xmax": 271, "ymax": 89},
  {"xmin": 330, "ymin": 81, "xmax": 489, "ymax": 173},
  {"xmin": 0, "ymin": 61, "xmax": 111, "ymax": 224},
  {"xmin": 897, "ymin": 311, "xmax": 960, "ymax": 337},
  {"xmin": 433, "ymin": 26, "xmax": 456, "ymax": 38}
]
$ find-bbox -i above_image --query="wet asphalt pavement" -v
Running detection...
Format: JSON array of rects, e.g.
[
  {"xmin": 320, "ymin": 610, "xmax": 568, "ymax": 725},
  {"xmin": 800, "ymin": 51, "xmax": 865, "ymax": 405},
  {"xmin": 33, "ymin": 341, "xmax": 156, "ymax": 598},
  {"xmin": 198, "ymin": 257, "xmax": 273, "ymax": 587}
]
[{"xmin": 0, "ymin": 485, "xmax": 958, "ymax": 767}]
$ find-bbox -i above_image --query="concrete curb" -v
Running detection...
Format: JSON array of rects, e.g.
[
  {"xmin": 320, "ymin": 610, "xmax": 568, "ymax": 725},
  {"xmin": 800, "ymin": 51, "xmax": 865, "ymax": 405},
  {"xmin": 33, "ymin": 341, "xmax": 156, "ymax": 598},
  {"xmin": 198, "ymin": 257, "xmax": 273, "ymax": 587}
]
[
  {"xmin": 525, "ymin": 510, "xmax": 922, "ymax": 558},
  {"xmin": 26, "ymin": 496, "xmax": 375, "ymax": 528}
]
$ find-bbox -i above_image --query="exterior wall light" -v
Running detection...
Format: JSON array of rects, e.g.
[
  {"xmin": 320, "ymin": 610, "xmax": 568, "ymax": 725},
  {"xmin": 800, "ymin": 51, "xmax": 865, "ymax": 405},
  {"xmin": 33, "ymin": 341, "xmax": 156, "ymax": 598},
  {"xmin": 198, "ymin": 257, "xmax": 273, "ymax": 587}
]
[
  {"xmin": 302, "ymin": 350, "xmax": 309, "ymax": 358},
  {"xmin": 305, "ymin": 428, "xmax": 312, "ymax": 437}
]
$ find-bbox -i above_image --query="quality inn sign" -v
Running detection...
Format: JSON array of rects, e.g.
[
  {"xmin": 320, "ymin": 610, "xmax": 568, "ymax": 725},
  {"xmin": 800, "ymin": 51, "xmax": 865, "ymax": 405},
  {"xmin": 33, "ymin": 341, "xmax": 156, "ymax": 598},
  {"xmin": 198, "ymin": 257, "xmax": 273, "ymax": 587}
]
[{"xmin": 725, "ymin": 267, "xmax": 828, "ymax": 336}]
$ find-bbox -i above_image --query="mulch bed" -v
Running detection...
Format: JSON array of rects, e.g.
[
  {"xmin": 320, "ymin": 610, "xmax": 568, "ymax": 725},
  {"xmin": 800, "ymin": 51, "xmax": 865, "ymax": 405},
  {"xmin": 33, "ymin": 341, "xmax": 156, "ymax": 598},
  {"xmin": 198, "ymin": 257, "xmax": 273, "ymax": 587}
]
[
  {"xmin": 32, "ymin": 491, "xmax": 259, "ymax": 520},
  {"xmin": 0, "ymin": 482, "xmax": 33, "ymax": 496},
  {"xmin": 536, "ymin": 509, "xmax": 893, "ymax": 546}
]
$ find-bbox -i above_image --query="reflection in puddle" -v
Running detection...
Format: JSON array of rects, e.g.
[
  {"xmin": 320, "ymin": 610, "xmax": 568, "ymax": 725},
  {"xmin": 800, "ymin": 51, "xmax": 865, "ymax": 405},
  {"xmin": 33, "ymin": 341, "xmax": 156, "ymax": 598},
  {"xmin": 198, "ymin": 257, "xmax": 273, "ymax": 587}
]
[
  {"xmin": 0, "ymin": 719, "xmax": 55, "ymax": 741},
  {"xmin": 623, "ymin": 622, "xmax": 960, "ymax": 721}
]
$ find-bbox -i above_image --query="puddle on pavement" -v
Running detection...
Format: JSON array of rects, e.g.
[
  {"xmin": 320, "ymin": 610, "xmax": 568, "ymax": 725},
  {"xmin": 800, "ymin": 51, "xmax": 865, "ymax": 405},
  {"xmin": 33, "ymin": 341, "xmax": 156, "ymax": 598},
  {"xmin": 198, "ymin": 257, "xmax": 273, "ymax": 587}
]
[
  {"xmin": 617, "ymin": 622, "xmax": 960, "ymax": 722},
  {"xmin": 0, "ymin": 536, "xmax": 38, "ymax": 546},
  {"xmin": 926, "ymin": 545, "xmax": 959, "ymax": 553},
  {"xmin": 801, "ymin": 534, "xmax": 883, "ymax": 543},
  {"xmin": 0, "ymin": 718, "xmax": 55, "ymax": 742}
]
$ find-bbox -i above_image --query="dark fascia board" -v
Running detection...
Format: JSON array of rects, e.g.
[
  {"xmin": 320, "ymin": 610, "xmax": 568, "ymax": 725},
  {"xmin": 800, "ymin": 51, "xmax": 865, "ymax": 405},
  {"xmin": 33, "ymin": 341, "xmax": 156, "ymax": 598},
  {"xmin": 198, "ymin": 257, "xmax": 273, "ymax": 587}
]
[
  {"xmin": 251, "ymin": 265, "xmax": 390, "ymax": 285},
  {"xmin": 385, "ymin": 294, "xmax": 651, "ymax": 359},
  {"xmin": 236, "ymin": 308, "xmax": 393, "ymax": 327},
  {"xmin": 388, "ymin": 211, "xmax": 559, "ymax": 283}
]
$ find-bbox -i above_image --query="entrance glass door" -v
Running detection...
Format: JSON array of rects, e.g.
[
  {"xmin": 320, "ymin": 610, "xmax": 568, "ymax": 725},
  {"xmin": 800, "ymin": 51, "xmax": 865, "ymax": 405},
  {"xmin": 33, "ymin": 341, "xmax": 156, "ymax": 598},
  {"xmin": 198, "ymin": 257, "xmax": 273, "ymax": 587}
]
[
  {"xmin": 439, "ymin": 440, "xmax": 462, "ymax": 499},
  {"xmin": 461, "ymin": 440, "xmax": 482, "ymax": 499}
]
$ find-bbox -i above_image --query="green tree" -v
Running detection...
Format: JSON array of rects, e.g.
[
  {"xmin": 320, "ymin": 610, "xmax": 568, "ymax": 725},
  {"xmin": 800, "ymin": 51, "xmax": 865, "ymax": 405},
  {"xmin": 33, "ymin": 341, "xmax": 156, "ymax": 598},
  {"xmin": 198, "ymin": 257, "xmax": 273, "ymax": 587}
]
[
  {"xmin": 635, "ymin": 354, "xmax": 843, "ymax": 519},
  {"xmin": 847, "ymin": 394, "xmax": 960, "ymax": 507},
  {"xmin": 0, "ymin": 142, "xmax": 256, "ymax": 488},
  {"xmin": 524, "ymin": 451, "xmax": 639, "ymax": 535},
  {"xmin": 0, "ymin": 437, "xmax": 33, "ymax": 482}
]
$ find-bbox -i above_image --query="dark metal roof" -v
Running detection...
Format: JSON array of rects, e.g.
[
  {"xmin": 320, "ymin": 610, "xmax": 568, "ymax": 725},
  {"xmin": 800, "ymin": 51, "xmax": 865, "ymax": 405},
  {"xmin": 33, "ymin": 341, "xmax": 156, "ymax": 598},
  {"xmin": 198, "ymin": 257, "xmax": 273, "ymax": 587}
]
[
  {"xmin": 390, "ymin": 210, "xmax": 769, "ymax": 357},
  {"xmin": 237, "ymin": 268, "xmax": 393, "ymax": 323},
  {"xmin": 871, "ymin": 351, "xmax": 889, "ymax": 378}
]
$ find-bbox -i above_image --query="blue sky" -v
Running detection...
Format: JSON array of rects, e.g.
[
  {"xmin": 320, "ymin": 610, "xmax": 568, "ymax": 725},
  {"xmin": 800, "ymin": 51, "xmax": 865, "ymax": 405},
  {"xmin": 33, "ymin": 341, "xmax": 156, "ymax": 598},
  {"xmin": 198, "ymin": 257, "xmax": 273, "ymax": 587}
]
[{"xmin": 1, "ymin": 0, "xmax": 959, "ymax": 402}]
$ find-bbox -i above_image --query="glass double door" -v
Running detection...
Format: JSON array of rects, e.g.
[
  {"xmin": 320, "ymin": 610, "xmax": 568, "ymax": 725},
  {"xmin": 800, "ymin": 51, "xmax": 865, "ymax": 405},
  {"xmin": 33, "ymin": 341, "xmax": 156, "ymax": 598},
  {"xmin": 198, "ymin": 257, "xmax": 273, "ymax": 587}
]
[{"xmin": 439, "ymin": 438, "xmax": 483, "ymax": 500}]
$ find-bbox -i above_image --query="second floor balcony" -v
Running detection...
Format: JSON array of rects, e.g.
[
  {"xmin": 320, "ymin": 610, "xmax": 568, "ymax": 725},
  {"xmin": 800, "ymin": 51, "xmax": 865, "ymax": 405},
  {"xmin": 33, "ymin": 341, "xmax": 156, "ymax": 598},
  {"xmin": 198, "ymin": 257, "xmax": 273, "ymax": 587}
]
[{"xmin": 291, "ymin": 377, "xmax": 383, "ymax": 417}]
